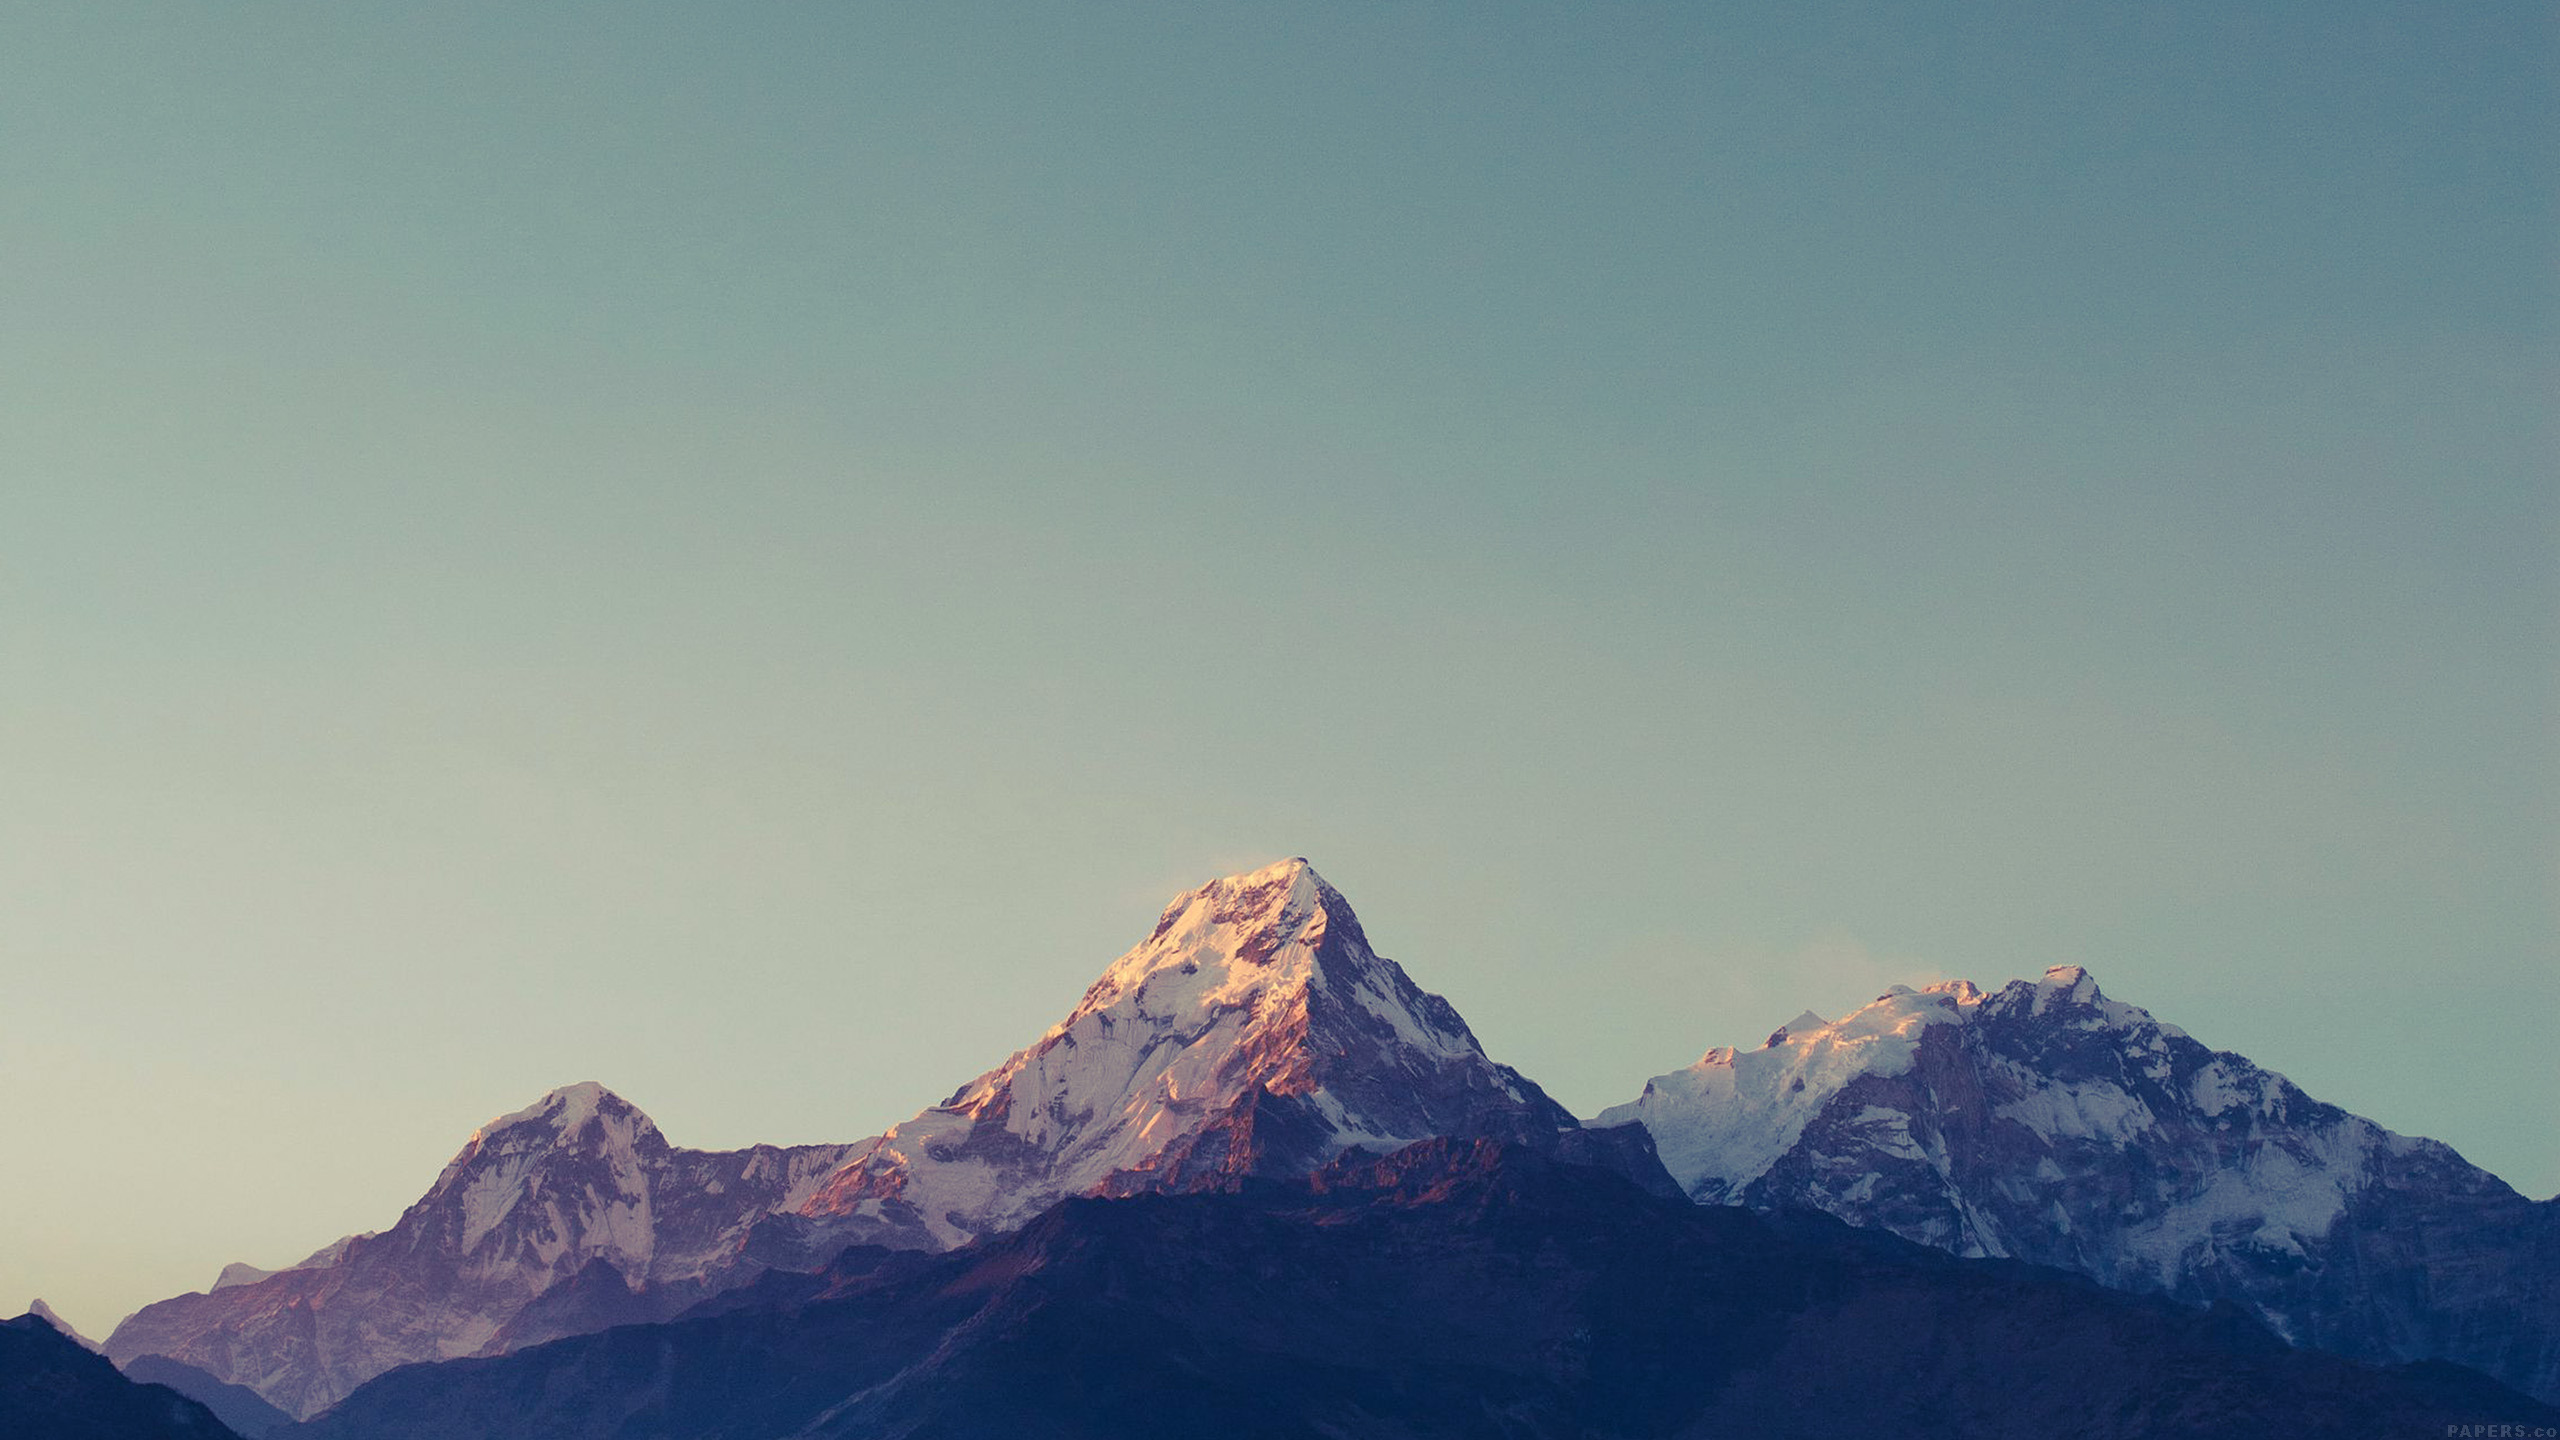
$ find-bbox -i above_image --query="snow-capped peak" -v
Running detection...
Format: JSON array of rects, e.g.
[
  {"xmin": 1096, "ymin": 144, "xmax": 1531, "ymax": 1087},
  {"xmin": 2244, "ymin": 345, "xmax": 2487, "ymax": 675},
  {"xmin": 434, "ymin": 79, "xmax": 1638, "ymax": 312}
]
[
  {"xmin": 2030, "ymin": 964, "xmax": 2101, "ymax": 1013},
  {"xmin": 418, "ymin": 1084, "xmax": 667, "ymax": 1275},
  {"xmin": 1771, "ymin": 1010, "xmax": 1829, "ymax": 1044},
  {"xmin": 479, "ymin": 1081, "xmax": 634, "ymax": 1141},
  {"xmin": 792, "ymin": 859, "xmax": 1572, "ymax": 1250},
  {"xmin": 1056, "ymin": 857, "xmax": 1339, "ymax": 1035},
  {"xmin": 1593, "ymin": 961, "xmax": 2537, "ymax": 1393},
  {"xmin": 108, "ymin": 1083, "xmax": 862, "ymax": 1419},
  {"xmin": 1600, "ymin": 984, "xmax": 1980, "ymax": 1197}
]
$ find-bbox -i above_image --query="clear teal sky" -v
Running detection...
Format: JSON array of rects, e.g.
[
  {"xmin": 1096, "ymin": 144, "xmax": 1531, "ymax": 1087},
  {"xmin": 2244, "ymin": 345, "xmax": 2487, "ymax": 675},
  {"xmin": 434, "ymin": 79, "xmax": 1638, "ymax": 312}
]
[{"xmin": 3, "ymin": 4, "xmax": 2552, "ymax": 1333}]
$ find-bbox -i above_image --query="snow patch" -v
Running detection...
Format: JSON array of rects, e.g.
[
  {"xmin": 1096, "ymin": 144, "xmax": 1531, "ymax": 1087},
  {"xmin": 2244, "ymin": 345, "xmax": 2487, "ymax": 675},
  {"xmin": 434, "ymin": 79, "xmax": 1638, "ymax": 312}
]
[
  {"xmin": 1847, "ymin": 1106, "xmax": 1927, "ymax": 1161},
  {"xmin": 2116, "ymin": 1121, "xmax": 2378, "ymax": 1283},
  {"xmin": 2031, "ymin": 966, "xmax": 2098, "ymax": 1014},
  {"xmin": 1995, "ymin": 1077, "xmax": 2158, "ymax": 1145},
  {"xmin": 486, "ymin": 1080, "xmax": 614, "ymax": 1135},
  {"xmin": 1595, "ymin": 985, "xmax": 1976, "ymax": 1197}
]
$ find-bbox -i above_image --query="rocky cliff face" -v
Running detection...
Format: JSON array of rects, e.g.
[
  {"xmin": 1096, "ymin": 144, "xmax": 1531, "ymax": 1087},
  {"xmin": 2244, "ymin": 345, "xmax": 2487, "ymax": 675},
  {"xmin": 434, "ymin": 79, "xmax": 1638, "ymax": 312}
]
[
  {"xmin": 1600, "ymin": 966, "xmax": 2560, "ymax": 1402},
  {"xmin": 103, "ymin": 1085, "xmax": 858, "ymax": 1419}
]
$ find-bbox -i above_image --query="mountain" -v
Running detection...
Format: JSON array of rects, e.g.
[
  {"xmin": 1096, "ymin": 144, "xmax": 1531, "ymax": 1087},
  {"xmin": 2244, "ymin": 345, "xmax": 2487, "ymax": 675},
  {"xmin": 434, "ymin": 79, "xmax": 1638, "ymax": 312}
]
[
  {"xmin": 28, "ymin": 1297, "xmax": 102, "ymax": 1351},
  {"xmin": 121, "ymin": 1356, "xmax": 294, "ymax": 1439},
  {"xmin": 1, "ymin": 1311, "xmax": 241, "ymax": 1440},
  {"xmin": 1598, "ymin": 966, "xmax": 2560, "ymax": 1403},
  {"xmin": 104, "ymin": 1084, "xmax": 861, "ymax": 1418},
  {"xmin": 108, "ymin": 859, "xmax": 1652, "ymax": 1419},
  {"xmin": 756, "ymin": 857, "xmax": 1622, "ymax": 1264},
  {"xmin": 291, "ymin": 1137, "xmax": 2558, "ymax": 1440}
]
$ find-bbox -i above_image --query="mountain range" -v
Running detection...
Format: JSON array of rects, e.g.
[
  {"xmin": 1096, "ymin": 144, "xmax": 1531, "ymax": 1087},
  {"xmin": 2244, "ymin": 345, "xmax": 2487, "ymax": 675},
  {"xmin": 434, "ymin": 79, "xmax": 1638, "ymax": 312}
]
[
  {"xmin": 290, "ymin": 1139, "xmax": 2556, "ymax": 1440},
  {"xmin": 41, "ymin": 858, "xmax": 2556, "ymax": 1431},
  {"xmin": 1, "ymin": 1311, "xmax": 239, "ymax": 1440},
  {"xmin": 102, "ymin": 1083, "xmax": 861, "ymax": 1418}
]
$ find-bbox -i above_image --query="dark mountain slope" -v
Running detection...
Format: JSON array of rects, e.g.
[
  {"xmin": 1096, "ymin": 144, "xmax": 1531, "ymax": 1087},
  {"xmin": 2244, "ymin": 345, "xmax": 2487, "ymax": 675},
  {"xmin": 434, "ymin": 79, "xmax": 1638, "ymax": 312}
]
[
  {"xmin": 294, "ymin": 1140, "xmax": 2555, "ymax": 1440},
  {"xmin": 121, "ymin": 1356, "xmax": 295, "ymax": 1439},
  {"xmin": 2, "ymin": 1311, "xmax": 242, "ymax": 1440}
]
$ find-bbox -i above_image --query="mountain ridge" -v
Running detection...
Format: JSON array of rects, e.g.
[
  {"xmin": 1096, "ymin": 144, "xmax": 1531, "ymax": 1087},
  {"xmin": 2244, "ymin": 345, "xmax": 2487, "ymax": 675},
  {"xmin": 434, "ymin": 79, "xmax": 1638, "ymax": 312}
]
[
  {"xmin": 2, "ymin": 1311, "xmax": 242, "ymax": 1440},
  {"xmin": 1599, "ymin": 964, "xmax": 2560, "ymax": 1402},
  {"xmin": 103, "ymin": 1086, "xmax": 861, "ymax": 1418},
  {"xmin": 89, "ymin": 861, "xmax": 2556, "ymax": 1415},
  {"xmin": 769, "ymin": 858, "xmax": 1596, "ymax": 1261},
  {"xmin": 106, "ymin": 858, "xmax": 1646, "ymax": 1418},
  {"xmin": 287, "ymin": 1138, "xmax": 2560, "ymax": 1440}
]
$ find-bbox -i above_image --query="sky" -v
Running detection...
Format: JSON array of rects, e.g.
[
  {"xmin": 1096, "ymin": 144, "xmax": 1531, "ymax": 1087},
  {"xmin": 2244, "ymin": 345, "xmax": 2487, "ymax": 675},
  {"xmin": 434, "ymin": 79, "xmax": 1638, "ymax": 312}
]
[{"xmin": 1, "ymin": 3, "xmax": 2552, "ymax": 1336}]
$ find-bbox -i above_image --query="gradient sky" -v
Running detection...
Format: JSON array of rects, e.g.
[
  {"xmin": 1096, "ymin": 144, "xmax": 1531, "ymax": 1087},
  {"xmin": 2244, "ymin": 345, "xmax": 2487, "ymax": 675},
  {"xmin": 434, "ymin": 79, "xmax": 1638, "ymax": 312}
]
[{"xmin": 2, "ymin": 3, "xmax": 2552, "ymax": 1335}]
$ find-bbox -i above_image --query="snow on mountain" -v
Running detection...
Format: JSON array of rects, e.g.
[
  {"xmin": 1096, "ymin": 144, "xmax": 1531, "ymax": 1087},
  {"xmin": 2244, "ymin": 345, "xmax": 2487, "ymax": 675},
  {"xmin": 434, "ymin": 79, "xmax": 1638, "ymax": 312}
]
[
  {"xmin": 1599, "ymin": 965, "xmax": 2560, "ymax": 1403},
  {"xmin": 105, "ymin": 858, "xmax": 1645, "ymax": 1419},
  {"xmin": 1603, "ymin": 981, "xmax": 1985, "ymax": 1209},
  {"xmin": 769, "ymin": 857, "xmax": 1591, "ymax": 1260},
  {"xmin": 105, "ymin": 1084, "xmax": 861, "ymax": 1419}
]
